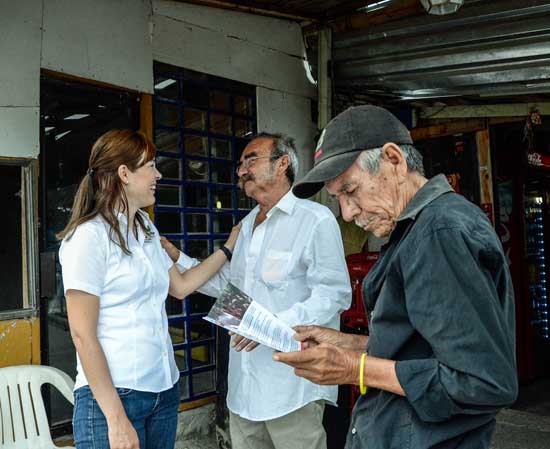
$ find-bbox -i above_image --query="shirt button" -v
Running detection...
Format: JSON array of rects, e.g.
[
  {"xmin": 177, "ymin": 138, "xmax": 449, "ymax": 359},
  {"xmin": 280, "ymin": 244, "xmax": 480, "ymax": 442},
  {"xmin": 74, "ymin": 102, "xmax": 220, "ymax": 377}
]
[
  {"xmin": 162, "ymin": 351, "xmax": 167, "ymax": 357},
  {"xmin": 351, "ymin": 428, "xmax": 357, "ymax": 435}
]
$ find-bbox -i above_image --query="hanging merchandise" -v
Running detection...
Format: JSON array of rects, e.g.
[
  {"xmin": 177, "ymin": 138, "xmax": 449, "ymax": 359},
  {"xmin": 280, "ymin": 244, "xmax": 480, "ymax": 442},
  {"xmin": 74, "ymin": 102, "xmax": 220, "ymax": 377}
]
[
  {"xmin": 525, "ymin": 111, "xmax": 550, "ymax": 168},
  {"xmin": 446, "ymin": 172, "xmax": 461, "ymax": 194}
]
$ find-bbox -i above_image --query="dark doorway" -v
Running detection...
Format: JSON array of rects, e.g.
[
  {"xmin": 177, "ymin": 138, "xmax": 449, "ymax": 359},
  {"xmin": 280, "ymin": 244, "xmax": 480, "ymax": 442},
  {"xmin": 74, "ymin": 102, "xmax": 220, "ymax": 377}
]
[{"xmin": 39, "ymin": 74, "xmax": 139, "ymax": 434}]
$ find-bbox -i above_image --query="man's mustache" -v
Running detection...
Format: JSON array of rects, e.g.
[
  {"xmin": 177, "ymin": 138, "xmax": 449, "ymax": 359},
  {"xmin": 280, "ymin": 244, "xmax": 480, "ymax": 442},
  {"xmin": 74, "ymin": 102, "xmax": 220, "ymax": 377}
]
[{"xmin": 238, "ymin": 174, "xmax": 255, "ymax": 188}]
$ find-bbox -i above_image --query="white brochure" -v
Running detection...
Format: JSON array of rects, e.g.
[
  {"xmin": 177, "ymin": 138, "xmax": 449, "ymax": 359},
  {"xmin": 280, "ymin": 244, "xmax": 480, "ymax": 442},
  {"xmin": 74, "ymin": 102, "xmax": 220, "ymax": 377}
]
[{"xmin": 203, "ymin": 283, "xmax": 301, "ymax": 353}]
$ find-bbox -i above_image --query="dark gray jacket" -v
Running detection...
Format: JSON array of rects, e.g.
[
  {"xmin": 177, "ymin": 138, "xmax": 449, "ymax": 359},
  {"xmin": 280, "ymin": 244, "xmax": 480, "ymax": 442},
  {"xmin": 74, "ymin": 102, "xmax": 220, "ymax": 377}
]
[{"xmin": 346, "ymin": 175, "xmax": 518, "ymax": 449}]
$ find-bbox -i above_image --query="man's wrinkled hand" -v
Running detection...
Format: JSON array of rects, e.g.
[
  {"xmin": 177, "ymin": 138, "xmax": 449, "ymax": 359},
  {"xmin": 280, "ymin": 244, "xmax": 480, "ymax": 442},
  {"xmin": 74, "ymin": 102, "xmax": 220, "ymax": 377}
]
[
  {"xmin": 229, "ymin": 332, "xmax": 260, "ymax": 352},
  {"xmin": 273, "ymin": 343, "xmax": 360, "ymax": 386},
  {"xmin": 293, "ymin": 325, "xmax": 359, "ymax": 350}
]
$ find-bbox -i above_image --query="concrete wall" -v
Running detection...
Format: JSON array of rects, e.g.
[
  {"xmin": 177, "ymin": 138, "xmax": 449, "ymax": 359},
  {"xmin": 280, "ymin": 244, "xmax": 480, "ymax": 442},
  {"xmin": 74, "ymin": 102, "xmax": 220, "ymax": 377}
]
[
  {"xmin": 41, "ymin": 0, "xmax": 153, "ymax": 93},
  {"xmin": 152, "ymin": 0, "xmax": 317, "ymax": 179},
  {"xmin": 1, "ymin": 0, "xmax": 317, "ymax": 172},
  {"xmin": 0, "ymin": 0, "xmax": 42, "ymax": 157},
  {"xmin": 0, "ymin": 0, "xmax": 153, "ymax": 159},
  {"xmin": 257, "ymin": 87, "xmax": 317, "ymax": 177}
]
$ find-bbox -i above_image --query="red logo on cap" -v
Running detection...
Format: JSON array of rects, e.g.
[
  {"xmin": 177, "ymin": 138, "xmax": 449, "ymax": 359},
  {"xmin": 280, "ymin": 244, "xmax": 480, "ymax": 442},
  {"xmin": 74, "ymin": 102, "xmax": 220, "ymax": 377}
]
[{"xmin": 314, "ymin": 149, "xmax": 323, "ymax": 161}]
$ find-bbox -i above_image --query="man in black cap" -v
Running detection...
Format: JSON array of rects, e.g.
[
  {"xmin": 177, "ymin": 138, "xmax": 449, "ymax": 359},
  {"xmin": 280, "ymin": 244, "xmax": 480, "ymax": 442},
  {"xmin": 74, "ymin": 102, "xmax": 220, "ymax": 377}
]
[{"xmin": 274, "ymin": 105, "xmax": 518, "ymax": 449}]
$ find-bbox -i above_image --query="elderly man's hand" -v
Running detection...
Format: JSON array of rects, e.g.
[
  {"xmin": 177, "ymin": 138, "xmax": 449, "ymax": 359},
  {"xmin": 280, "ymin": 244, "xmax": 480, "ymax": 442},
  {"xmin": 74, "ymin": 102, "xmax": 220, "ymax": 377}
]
[
  {"xmin": 229, "ymin": 332, "xmax": 260, "ymax": 352},
  {"xmin": 273, "ymin": 343, "xmax": 360, "ymax": 386},
  {"xmin": 160, "ymin": 236, "xmax": 180, "ymax": 263},
  {"xmin": 293, "ymin": 325, "xmax": 368, "ymax": 351}
]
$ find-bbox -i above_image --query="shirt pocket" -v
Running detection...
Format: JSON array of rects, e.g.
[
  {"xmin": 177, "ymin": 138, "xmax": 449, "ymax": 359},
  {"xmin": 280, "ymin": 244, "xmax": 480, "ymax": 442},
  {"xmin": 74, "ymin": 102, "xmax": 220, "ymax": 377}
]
[{"xmin": 261, "ymin": 250, "xmax": 292, "ymax": 288}]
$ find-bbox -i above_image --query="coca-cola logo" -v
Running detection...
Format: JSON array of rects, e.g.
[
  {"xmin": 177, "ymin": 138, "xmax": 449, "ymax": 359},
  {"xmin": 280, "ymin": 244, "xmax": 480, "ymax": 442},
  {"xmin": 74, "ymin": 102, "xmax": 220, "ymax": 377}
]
[{"xmin": 528, "ymin": 152, "xmax": 542, "ymax": 166}]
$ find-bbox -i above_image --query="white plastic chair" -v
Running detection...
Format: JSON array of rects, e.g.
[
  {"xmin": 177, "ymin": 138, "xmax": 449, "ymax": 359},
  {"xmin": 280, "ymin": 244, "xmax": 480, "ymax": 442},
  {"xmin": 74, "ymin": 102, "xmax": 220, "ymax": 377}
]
[{"xmin": 0, "ymin": 365, "xmax": 75, "ymax": 449}]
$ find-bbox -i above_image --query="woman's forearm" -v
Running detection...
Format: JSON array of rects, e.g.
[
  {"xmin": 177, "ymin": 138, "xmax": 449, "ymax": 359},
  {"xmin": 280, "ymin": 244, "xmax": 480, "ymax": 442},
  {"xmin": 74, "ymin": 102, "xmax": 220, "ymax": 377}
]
[
  {"xmin": 73, "ymin": 334, "xmax": 126, "ymax": 422},
  {"xmin": 170, "ymin": 249, "xmax": 228, "ymax": 299}
]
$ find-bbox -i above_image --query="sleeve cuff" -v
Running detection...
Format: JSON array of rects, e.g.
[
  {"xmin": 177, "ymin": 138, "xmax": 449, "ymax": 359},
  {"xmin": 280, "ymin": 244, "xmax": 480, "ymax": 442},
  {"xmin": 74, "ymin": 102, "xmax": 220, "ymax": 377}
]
[
  {"xmin": 276, "ymin": 308, "xmax": 301, "ymax": 329},
  {"xmin": 395, "ymin": 359, "xmax": 458, "ymax": 422},
  {"xmin": 176, "ymin": 251, "xmax": 199, "ymax": 271},
  {"xmin": 63, "ymin": 281, "xmax": 102, "ymax": 298}
]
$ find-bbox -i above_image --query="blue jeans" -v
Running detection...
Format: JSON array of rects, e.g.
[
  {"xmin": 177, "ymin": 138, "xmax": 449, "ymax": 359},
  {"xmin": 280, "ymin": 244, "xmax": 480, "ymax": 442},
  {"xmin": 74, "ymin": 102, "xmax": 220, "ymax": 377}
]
[{"xmin": 73, "ymin": 382, "xmax": 180, "ymax": 449}]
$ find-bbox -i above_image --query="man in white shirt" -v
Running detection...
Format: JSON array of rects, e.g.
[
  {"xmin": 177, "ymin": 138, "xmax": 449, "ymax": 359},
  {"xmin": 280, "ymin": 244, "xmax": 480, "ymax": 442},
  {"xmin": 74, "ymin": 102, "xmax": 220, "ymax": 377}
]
[{"xmin": 164, "ymin": 133, "xmax": 351, "ymax": 449}]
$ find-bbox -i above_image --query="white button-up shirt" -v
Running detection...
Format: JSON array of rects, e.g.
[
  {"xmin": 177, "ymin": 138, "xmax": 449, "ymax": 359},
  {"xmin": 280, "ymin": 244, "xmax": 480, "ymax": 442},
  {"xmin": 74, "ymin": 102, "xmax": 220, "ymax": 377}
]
[
  {"xmin": 59, "ymin": 211, "xmax": 179, "ymax": 392},
  {"xmin": 177, "ymin": 191, "xmax": 351, "ymax": 420}
]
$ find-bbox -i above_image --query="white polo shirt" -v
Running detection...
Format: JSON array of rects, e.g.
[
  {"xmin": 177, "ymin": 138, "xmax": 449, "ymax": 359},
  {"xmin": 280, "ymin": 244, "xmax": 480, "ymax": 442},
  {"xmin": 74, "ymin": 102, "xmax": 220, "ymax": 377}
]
[
  {"xmin": 176, "ymin": 191, "xmax": 351, "ymax": 421},
  {"xmin": 59, "ymin": 211, "xmax": 179, "ymax": 392}
]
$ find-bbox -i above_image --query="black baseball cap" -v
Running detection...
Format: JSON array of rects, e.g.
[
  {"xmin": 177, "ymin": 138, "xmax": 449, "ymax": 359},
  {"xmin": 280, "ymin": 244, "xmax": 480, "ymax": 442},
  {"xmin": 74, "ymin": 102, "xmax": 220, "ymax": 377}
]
[{"xmin": 292, "ymin": 105, "xmax": 413, "ymax": 198}]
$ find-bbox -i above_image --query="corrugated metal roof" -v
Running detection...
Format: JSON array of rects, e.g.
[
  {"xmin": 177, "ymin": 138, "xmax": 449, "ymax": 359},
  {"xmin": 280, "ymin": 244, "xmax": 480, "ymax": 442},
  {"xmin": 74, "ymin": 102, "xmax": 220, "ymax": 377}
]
[
  {"xmin": 178, "ymin": 0, "xmax": 381, "ymax": 20},
  {"xmin": 331, "ymin": 0, "xmax": 550, "ymax": 101}
]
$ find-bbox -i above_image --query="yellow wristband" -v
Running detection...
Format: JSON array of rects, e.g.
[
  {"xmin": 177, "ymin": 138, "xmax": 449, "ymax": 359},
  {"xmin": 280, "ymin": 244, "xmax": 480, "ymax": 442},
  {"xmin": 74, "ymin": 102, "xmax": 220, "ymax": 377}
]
[{"xmin": 359, "ymin": 352, "xmax": 368, "ymax": 395}]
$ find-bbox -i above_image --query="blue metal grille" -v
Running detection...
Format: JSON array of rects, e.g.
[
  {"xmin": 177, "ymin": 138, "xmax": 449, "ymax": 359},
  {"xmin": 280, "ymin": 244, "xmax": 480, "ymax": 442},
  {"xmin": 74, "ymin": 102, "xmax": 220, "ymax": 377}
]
[{"xmin": 153, "ymin": 62, "xmax": 256, "ymax": 402}]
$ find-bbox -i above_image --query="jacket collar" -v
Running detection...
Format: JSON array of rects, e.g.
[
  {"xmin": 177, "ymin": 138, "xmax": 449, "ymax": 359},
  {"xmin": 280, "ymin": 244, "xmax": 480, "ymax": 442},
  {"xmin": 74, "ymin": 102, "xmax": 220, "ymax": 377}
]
[{"xmin": 397, "ymin": 174, "xmax": 454, "ymax": 223}]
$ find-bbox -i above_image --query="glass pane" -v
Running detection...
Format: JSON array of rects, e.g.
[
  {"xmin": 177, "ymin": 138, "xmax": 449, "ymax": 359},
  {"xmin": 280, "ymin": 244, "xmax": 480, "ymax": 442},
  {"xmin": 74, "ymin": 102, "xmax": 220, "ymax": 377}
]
[
  {"xmin": 0, "ymin": 165, "xmax": 23, "ymax": 312},
  {"xmin": 155, "ymin": 102, "xmax": 180, "ymax": 127},
  {"xmin": 190, "ymin": 319, "xmax": 214, "ymax": 340},
  {"xmin": 213, "ymin": 214, "xmax": 233, "ymax": 234},
  {"xmin": 191, "ymin": 345, "xmax": 212, "ymax": 367},
  {"xmin": 157, "ymin": 156, "xmax": 182, "ymax": 180},
  {"xmin": 184, "ymin": 135, "xmax": 207, "ymax": 157},
  {"xmin": 186, "ymin": 240, "xmax": 209, "ymax": 260},
  {"xmin": 186, "ymin": 213, "xmax": 208, "ymax": 234},
  {"xmin": 184, "ymin": 108, "xmax": 206, "ymax": 130},
  {"xmin": 186, "ymin": 185, "xmax": 208, "ymax": 208},
  {"xmin": 186, "ymin": 159, "xmax": 208, "ymax": 182},
  {"xmin": 166, "ymin": 295, "xmax": 183, "ymax": 316},
  {"xmin": 156, "ymin": 185, "xmax": 181, "ymax": 207},
  {"xmin": 192, "ymin": 370, "xmax": 216, "ymax": 394},
  {"xmin": 237, "ymin": 190, "xmax": 254, "ymax": 209},
  {"xmin": 154, "ymin": 76, "xmax": 178, "ymax": 100},
  {"xmin": 235, "ymin": 138, "xmax": 249, "ymax": 159},
  {"xmin": 174, "ymin": 348, "xmax": 188, "ymax": 372},
  {"xmin": 169, "ymin": 324, "xmax": 186, "ymax": 345},
  {"xmin": 213, "ymin": 239, "xmax": 225, "ymax": 251},
  {"xmin": 189, "ymin": 293, "xmax": 215, "ymax": 315},
  {"xmin": 212, "ymin": 160, "xmax": 233, "ymax": 184},
  {"xmin": 156, "ymin": 211, "xmax": 182, "ymax": 234},
  {"xmin": 210, "ymin": 90, "xmax": 229, "ymax": 111},
  {"xmin": 211, "ymin": 138, "xmax": 231, "ymax": 159},
  {"xmin": 179, "ymin": 376, "xmax": 190, "ymax": 400},
  {"xmin": 235, "ymin": 95, "xmax": 252, "ymax": 115},
  {"xmin": 212, "ymin": 188, "xmax": 233, "ymax": 209},
  {"xmin": 155, "ymin": 129, "xmax": 180, "ymax": 153},
  {"xmin": 234, "ymin": 118, "xmax": 252, "ymax": 138},
  {"xmin": 210, "ymin": 113, "xmax": 231, "ymax": 135},
  {"xmin": 182, "ymin": 85, "xmax": 208, "ymax": 108}
]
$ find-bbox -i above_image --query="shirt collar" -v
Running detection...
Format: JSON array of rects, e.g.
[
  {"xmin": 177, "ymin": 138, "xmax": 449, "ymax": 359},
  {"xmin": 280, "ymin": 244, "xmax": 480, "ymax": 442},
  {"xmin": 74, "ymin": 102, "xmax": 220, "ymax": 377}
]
[
  {"xmin": 266, "ymin": 189, "xmax": 297, "ymax": 218},
  {"xmin": 115, "ymin": 210, "xmax": 149, "ymax": 246},
  {"xmin": 397, "ymin": 174, "xmax": 454, "ymax": 222}
]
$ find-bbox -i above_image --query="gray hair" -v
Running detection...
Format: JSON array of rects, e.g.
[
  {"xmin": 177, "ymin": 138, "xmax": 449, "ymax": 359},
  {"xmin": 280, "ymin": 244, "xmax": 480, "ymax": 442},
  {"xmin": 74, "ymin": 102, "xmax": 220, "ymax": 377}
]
[
  {"xmin": 356, "ymin": 144, "xmax": 424, "ymax": 176},
  {"xmin": 254, "ymin": 132, "xmax": 299, "ymax": 184}
]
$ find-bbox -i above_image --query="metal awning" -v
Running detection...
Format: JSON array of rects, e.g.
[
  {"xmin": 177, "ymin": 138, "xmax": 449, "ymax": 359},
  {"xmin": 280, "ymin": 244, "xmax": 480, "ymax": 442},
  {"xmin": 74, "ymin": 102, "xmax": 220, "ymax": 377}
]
[{"xmin": 332, "ymin": 0, "xmax": 550, "ymax": 101}]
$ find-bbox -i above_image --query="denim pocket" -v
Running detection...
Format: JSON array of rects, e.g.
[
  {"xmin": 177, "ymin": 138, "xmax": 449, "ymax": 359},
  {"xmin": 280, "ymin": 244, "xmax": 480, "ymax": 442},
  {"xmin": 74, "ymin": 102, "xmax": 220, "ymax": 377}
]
[{"xmin": 116, "ymin": 387, "xmax": 134, "ymax": 397}]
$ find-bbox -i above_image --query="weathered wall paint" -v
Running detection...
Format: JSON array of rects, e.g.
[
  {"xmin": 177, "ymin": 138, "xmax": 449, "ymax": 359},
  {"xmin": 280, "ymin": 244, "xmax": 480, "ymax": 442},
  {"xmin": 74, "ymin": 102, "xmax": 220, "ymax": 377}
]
[{"xmin": 0, "ymin": 317, "xmax": 40, "ymax": 367}]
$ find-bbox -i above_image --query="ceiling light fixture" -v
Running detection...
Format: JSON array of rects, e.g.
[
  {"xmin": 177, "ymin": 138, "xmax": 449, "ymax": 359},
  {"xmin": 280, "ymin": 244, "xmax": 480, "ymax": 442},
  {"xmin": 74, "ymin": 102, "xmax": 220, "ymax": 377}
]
[
  {"xmin": 64, "ymin": 114, "xmax": 90, "ymax": 120},
  {"xmin": 357, "ymin": 0, "xmax": 392, "ymax": 14},
  {"xmin": 420, "ymin": 0, "xmax": 464, "ymax": 15},
  {"xmin": 154, "ymin": 79, "xmax": 177, "ymax": 90}
]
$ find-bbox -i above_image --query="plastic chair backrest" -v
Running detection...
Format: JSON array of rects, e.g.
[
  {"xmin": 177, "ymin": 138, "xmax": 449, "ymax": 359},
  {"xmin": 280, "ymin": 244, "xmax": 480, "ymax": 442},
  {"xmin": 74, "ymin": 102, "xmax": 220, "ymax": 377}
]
[{"xmin": 0, "ymin": 365, "xmax": 74, "ymax": 449}]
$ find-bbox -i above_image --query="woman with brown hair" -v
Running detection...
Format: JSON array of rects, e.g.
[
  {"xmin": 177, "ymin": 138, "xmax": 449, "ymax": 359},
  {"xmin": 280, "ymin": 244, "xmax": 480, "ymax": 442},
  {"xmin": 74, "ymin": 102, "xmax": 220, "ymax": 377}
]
[{"xmin": 58, "ymin": 129, "xmax": 239, "ymax": 449}]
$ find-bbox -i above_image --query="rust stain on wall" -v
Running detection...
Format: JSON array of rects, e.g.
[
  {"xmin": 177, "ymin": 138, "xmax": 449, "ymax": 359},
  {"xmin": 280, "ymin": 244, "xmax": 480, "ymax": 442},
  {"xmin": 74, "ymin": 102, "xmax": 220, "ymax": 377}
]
[{"xmin": 0, "ymin": 317, "xmax": 40, "ymax": 367}]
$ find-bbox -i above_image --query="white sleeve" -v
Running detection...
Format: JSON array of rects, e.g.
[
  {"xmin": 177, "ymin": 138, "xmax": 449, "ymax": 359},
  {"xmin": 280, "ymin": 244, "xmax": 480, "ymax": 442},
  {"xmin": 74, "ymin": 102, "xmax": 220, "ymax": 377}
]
[
  {"xmin": 162, "ymin": 248, "xmax": 175, "ymax": 271},
  {"xmin": 59, "ymin": 223, "xmax": 107, "ymax": 297},
  {"xmin": 276, "ymin": 216, "xmax": 352, "ymax": 328},
  {"xmin": 175, "ymin": 251, "xmax": 229, "ymax": 298}
]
